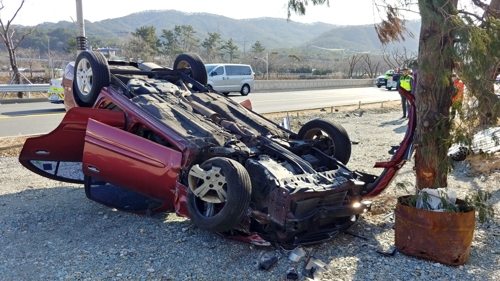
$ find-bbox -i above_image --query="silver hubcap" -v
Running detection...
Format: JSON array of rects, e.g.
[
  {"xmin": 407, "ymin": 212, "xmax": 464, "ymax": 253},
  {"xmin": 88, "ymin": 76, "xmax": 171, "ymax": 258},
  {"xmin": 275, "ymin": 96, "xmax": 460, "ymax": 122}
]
[
  {"xmin": 188, "ymin": 164, "xmax": 227, "ymax": 204},
  {"xmin": 76, "ymin": 58, "xmax": 93, "ymax": 97}
]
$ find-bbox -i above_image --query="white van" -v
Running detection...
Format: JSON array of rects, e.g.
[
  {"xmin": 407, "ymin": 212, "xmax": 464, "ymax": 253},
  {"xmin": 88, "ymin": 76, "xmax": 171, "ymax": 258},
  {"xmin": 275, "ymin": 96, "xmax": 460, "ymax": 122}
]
[{"xmin": 205, "ymin": 64, "xmax": 255, "ymax": 96}]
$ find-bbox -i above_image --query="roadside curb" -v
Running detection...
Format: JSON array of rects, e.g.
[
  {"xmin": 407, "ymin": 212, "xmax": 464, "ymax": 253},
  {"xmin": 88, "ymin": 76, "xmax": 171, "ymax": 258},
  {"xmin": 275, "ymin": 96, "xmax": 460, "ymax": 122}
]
[{"xmin": 0, "ymin": 98, "xmax": 46, "ymax": 104}]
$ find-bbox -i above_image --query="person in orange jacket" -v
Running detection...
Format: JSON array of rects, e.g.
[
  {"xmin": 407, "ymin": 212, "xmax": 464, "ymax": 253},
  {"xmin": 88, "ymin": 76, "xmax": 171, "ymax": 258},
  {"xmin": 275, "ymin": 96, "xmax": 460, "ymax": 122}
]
[{"xmin": 451, "ymin": 74, "xmax": 464, "ymax": 119}]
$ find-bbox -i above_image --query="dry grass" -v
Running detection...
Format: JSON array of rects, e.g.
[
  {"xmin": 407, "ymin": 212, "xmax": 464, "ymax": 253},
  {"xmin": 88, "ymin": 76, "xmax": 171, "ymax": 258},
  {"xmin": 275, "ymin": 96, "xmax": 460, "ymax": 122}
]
[
  {"xmin": 0, "ymin": 135, "xmax": 38, "ymax": 157},
  {"xmin": 466, "ymin": 153, "xmax": 500, "ymax": 174},
  {"xmin": 261, "ymin": 100, "xmax": 401, "ymax": 119}
]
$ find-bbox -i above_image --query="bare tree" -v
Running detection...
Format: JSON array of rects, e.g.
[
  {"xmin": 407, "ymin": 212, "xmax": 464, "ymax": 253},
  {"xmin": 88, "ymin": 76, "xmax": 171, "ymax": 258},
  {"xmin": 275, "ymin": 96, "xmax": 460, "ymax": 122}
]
[
  {"xmin": 361, "ymin": 54, "xmax": 380, "ymax": 78},
  {"xmin": 17, "ymin": 47, "xmax": 42, "ymax": 78},
  {"xmin": 381, "ymin": 46, "xmax": 417, "ymax": 69},
  {"xmin": 346, "ymin": 54, "xmax": 362, "ymax": 78},
  {"xmin": 0, "ymin": 0, "xmax": 36, "ymax": 97}
]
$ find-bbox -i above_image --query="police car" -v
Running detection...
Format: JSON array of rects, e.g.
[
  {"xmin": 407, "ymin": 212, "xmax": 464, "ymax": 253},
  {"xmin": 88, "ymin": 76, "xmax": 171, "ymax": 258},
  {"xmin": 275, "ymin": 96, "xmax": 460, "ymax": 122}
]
[{"xmin": 47, "ymin": 77, "xmax": 64, "ymax": 104}]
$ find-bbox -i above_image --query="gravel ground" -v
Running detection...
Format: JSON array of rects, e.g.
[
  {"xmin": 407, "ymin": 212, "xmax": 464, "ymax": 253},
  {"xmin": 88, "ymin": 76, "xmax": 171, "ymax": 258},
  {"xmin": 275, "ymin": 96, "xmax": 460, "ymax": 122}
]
[{"xmin": 1, "ymin": 102, "xmax": 499, "ymax": 281}]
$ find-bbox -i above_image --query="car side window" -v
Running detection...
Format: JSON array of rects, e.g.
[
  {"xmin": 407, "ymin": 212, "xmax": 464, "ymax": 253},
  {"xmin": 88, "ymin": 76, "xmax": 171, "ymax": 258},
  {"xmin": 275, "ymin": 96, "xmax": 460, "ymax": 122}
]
[
  {"xmin": 212, "ymin": 66, "xmax": 224, "ymax": 76},
  {"xmin": 240, "ymin": 66, "xmax": 251, "ymax": 75},
  {"xmin": 226, "ymin": 66, "xmax": 236, "ymax": 76},
  {"xmin": 226, "ymin": 65, "xmax": 251, "ymax": 76}
]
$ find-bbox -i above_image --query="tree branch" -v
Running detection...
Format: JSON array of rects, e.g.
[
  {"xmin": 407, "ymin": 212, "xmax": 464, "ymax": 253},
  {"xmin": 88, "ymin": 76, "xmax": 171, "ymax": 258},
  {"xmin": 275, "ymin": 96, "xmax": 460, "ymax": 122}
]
[
  {"xmin": 4, "ymin": 0, "xmax": 25, "ymax": 31},
  {"xmin": 13, "ymin": 26, "xmax": 36, "ymax": 50},
  {"xmin": 458, "ymin": 9, "xmax": 484, "ymax": 22}
]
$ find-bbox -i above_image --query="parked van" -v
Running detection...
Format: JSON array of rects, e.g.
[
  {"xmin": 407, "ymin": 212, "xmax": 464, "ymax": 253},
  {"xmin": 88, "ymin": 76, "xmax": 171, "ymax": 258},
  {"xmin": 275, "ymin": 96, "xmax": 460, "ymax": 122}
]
[{"xmin": 205, "ymin": 64, "xmax": 255, "ymax": 96}]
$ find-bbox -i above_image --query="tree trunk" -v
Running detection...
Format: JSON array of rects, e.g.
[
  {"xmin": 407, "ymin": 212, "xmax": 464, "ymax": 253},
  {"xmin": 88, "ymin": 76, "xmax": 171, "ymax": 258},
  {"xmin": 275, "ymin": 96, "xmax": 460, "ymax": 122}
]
[
  {"xmin": 414, "ymin": 0, "xmax": 458, "ymax": 189},
  {"xmin": 5, "ymin": 38, "xmax": 23, "ymax": 98}
]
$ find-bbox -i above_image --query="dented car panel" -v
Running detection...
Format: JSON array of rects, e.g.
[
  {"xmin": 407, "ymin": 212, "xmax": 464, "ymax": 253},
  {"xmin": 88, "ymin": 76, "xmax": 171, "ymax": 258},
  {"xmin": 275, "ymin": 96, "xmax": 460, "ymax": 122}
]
[{"xmin": 19, "ymin": 51, "xmax": 416, "ymax": 248}]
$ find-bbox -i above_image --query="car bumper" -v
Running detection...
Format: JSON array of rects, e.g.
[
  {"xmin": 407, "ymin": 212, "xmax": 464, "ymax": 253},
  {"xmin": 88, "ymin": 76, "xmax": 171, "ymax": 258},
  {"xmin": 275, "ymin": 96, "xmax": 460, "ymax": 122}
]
[{"xmin": 48, "ymin": 92, "xmax": 64, "ymax": 104}]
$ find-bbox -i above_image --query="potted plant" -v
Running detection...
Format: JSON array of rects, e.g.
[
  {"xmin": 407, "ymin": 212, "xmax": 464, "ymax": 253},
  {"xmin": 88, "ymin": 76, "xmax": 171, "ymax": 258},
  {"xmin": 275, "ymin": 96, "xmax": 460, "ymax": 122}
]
[{"xmin": 394, "ymin": 188, "xmax": 494, "ymax": 265}]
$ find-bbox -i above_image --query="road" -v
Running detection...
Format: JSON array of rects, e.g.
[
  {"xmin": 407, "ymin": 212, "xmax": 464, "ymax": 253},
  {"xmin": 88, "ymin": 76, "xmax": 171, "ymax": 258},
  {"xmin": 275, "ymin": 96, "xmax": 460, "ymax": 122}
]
[
  {"xmin": 0, "ymin": 102, "xmax": 65, "ymax": 137},
  {"xmin": 231, "ymin": 87, "xmax": 400, "ymax": 113},
  {"xmin": 0, "ymin": 87, "xmax": 399, "ymax": 137}
]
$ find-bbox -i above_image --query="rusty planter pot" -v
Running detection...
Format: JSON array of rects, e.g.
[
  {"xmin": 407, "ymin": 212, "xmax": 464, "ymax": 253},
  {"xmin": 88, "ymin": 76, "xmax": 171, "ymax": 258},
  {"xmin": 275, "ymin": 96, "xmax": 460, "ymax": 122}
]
[{"xmin": 395, "ymin": 195, "xmax": 475, "ymax": 266}]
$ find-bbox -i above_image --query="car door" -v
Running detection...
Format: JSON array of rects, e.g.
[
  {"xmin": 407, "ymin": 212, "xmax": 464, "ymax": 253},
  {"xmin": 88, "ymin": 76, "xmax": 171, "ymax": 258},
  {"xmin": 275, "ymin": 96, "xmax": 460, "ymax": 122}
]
[
  {"xmin": 82, "ymin": 118, "xmax": 182, "ymax": 207},
  {"xmin": 19, "ymin": 107, "xmax": 126, "ymax": 184},
  {"xmin": 225, "ymin": 65, "xmax": 240, "ymax": 92},
  {"xmin": 209, "ymin": 65, "xmax": 229, "ymax": 92}
]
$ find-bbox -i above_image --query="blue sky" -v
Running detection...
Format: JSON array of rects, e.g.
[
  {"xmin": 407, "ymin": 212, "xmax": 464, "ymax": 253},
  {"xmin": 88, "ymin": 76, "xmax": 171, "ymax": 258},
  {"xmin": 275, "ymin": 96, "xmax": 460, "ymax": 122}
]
[{"xmin": 2, "ymin": 0, "xmax": 420, "ymax": 27}]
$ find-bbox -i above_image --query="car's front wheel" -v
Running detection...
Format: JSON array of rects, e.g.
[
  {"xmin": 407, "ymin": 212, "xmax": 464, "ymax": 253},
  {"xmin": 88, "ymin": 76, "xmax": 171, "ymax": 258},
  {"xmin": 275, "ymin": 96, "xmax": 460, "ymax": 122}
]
[
  {"xmin": 73, "ymin": 51, "xmax": 110, "ymax": 107},
  {"xmin": 297, "ymin": 119, "xmax": 352, "ymax": 164},
  {"xmin": 187, "ymin": 157, "xmax": 251, "ymax": 232}
]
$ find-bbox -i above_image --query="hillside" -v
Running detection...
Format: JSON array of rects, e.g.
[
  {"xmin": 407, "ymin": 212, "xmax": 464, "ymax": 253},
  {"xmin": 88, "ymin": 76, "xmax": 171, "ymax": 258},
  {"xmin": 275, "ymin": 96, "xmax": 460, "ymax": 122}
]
[
  {"xmin": 306, "ymin": 20, "xmax": 420, "ymax": 53},
  {"xmin": 34, "ymin": 10, "xmax": 420, "ymax": 52},
  {"xmin": 36, "ymin": 10, "xmax": 336, "ymax": 50}
]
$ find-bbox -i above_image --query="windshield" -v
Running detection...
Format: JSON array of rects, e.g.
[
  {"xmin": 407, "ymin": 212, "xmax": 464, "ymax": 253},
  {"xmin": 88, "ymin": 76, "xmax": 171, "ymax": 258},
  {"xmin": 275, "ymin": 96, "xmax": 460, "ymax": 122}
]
[{"xmin": 205, "ymin": 65, "xmax": 217, "ymax": 73}]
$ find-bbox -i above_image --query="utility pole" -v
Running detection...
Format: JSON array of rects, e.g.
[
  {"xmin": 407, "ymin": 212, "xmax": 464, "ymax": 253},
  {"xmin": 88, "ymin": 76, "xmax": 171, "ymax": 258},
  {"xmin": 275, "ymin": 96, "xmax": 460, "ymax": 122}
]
[
  {"xmin": 243, "ymin": 37, "xmax": 249, "ymax": 56},
  {"xmin": 48, "ymin": 37, "xmax": 53, "ymax": 78}
]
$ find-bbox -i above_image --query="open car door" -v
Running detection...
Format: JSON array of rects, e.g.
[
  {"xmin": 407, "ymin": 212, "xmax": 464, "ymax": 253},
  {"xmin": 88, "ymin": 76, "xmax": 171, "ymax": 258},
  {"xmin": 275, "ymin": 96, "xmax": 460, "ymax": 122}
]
[
  {"xmin": 19, "ymin": 107, "xmax": 126, "ymax": 184},
  {"xmin": 82, "ymin": 119, "xmax": 183, "ymax": 211}
]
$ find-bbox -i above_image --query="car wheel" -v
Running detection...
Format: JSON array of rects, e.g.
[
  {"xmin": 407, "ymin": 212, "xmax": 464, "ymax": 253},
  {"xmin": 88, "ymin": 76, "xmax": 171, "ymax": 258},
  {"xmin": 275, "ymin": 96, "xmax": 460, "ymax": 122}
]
[
  {"xmin": 297, "ymin": 119, "xmax": 351, "ymax": 164},
  {"xmin": 240, "ymin": 84, "xmax": 250, "ymax": 96},
  {"xmin": 207, "ymin": 85, "xmax": 214, "ymax": 92},
  {"xmin": 377, "ymin": 85, "xmax": 381, "ymax": 88},
  {"xmin": 187, "ymin": 157, "xmax": 251, "ymax": 232},
  {"xmin": 173, "ymin": 53, "xmax": 208, "ymax": 85},
  {"xmin": 387, "ymin": 87, "xmax": 392, "ymax": 91},
  {"xmin": 73, "ymin": 51, "xmax": 110, "ymax": 107},
  {"xmin": 222, "ymin": 92, "xmax": 229, "ymax": 96}
]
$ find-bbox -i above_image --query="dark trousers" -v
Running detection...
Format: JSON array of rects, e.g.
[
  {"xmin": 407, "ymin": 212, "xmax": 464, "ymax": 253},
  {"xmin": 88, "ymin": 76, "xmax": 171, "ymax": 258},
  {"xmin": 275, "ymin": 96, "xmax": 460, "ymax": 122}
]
[
  {"xmin": 399, "ymin": 88, "xmax": 411, "ymax": 117},
  {"xmin": 401, "ymin": 94, "xmax": 408, "ymax": 117}
]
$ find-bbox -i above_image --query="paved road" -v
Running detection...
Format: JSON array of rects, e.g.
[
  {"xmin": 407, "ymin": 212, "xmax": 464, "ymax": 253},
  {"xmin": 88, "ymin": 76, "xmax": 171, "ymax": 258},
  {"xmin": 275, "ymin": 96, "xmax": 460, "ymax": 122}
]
[
  {"xmin": 234, "ymin": 87, "xmax": 400, "ymax": 113},
  {"xmin": 0, "ymin": 87, "xmax": 399, "ymax": 137},
  {"xmin": 0, "ymin": 102, "xmax": 65, "ymax": 137}
]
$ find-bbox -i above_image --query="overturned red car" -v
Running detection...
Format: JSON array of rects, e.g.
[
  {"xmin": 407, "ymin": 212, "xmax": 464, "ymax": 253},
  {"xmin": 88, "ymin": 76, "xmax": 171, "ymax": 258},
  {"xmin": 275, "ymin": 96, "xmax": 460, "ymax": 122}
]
[{"xmin": 19, "ymin": 51, "xmax": 416, "ymax": 248}]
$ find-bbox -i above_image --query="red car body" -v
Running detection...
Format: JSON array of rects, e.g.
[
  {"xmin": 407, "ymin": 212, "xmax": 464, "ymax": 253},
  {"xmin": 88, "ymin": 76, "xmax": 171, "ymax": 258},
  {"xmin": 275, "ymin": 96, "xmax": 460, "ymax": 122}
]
[{"xmin": 19, "ymin": 51, "xmax": 416, "ymax": 248}]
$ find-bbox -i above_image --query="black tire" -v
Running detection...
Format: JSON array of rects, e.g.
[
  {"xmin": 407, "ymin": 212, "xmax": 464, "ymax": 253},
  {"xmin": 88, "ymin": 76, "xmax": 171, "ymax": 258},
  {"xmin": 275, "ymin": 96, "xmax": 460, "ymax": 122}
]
[
  {"xmin": 187, "ymin": 157, "xmax": 251, "ymax": 232},
  {"xmin": 173, "ymin": 53, "xmax": 208, "ymax": 85},
  {"xmin": 297, "ymin": 119, "xmax": 351, "ymax": 164},
  {"xmin": 73, "ymin": 51, "xmax": 110, "ymax": 107},
  {"xmin": 387, "ymin": 87, "xmax": 392, "ymax": 91},
  {"xmin": 240, "ymin": 84, "xmax": 250, "ymax": 96},
  {"xmin": 377, "ymin": 85, "xmax": 381, "ymax": 88},
  {"xmin": 222, "ymin": 92, "xmax": 229, "ymax": 96}
]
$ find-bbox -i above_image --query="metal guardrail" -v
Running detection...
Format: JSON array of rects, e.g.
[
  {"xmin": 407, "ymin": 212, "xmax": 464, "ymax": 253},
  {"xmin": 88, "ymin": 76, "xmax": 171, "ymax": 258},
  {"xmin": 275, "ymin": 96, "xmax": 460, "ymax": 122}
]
[
  {"xmin": 0, "ymin": 84, "xmax": 49, "ymax": 99},
  {"xmin": 0, "ymin": 84, "xmax": 50, "ymax": 92}
]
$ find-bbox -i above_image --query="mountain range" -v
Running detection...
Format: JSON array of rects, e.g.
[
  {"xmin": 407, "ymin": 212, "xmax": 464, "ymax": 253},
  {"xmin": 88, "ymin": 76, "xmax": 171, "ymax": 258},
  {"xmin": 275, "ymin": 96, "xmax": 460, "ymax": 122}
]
[{"xmin": 35, "ymin": 10, "xmax": 420, "ymax": 53}]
